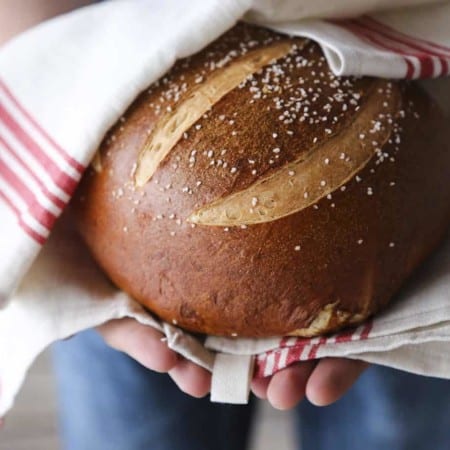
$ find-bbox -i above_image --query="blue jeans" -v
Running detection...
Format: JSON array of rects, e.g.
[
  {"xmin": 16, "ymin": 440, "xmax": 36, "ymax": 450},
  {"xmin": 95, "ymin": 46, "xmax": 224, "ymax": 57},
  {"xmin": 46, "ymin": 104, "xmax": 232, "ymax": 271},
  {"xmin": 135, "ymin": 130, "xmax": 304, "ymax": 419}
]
[{"xmin": 52, "ymin": 330, "xmax": 450, "ymax": 450}]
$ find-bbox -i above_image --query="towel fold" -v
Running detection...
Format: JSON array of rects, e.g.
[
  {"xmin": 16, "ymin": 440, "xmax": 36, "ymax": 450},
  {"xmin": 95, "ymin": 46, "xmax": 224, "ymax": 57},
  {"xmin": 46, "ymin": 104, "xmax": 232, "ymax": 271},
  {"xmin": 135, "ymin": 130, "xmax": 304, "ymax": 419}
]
[{"xmin": 1, "ymin": 0, "xmax": 449, "ymax": 414}]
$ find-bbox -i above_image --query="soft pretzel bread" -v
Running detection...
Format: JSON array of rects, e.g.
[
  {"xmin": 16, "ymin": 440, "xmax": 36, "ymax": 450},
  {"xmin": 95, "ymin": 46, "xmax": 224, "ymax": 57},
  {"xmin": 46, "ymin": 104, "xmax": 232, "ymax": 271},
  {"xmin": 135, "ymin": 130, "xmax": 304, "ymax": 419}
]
[{"xmin": 73, "ymin": 24, "xmax": 450, "ymax": 337}]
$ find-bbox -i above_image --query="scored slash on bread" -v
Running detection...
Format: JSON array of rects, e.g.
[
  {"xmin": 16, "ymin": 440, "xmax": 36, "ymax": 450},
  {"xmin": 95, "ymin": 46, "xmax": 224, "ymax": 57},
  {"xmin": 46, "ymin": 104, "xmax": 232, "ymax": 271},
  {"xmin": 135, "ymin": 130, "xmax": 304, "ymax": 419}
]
[
  {"xmin": 188, "ymin": 80, "xmax": 400, "ymax": 226},
  {"xmin": 135, "ymin": 39, "xmax": 299, "ymax": 187},
  {"xmin": 74, "ymin": 24, "xmax": 450, "ymax": 338}
]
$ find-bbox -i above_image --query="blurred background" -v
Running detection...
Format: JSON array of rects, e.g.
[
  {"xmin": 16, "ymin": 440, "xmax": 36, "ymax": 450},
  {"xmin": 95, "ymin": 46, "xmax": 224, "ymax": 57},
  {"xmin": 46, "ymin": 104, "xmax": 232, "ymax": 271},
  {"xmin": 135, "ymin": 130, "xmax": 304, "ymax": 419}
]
[{"xmin": 0, "ymin": 351, "xmax": 297, "ymax": 450}]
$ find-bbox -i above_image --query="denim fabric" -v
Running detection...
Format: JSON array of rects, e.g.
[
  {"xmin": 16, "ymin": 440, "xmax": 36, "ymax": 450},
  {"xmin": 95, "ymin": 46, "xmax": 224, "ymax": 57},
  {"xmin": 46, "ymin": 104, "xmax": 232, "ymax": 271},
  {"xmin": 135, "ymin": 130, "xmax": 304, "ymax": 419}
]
[
  {"xmin": 52, "ymin": 330, "xmax": 255, "ymax": 450},
  {"xmin": 296, "ymin": 365, "xmax": 450, "ymax": 450},
  {"xmin": 52, "ymin": 330, "xmax": 450, "ymax": 450}
]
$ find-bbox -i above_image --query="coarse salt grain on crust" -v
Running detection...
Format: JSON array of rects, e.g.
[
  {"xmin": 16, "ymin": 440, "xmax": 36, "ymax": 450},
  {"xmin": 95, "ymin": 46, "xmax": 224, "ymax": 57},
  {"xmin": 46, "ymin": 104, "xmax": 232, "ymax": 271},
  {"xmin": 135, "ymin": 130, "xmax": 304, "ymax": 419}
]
[{"xmin": 75, "ymin": 23, "xmax": 450, "ymax": 338}]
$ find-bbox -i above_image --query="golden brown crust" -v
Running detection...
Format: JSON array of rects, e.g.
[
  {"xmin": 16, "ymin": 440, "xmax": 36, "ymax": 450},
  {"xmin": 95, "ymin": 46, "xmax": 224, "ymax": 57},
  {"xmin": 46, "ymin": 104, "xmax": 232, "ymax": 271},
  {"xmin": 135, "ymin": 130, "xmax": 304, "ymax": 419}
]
[
  {"xmin": 134, "ymin": 39, "xmax": 300, "ymax": 186},
  {"xmin": 73, "ymin": 23, "xmax": 450, "ymax": 338},
  {"xmin": 188, "ymin": 79, "xmax": 400, "ymax": 226}
]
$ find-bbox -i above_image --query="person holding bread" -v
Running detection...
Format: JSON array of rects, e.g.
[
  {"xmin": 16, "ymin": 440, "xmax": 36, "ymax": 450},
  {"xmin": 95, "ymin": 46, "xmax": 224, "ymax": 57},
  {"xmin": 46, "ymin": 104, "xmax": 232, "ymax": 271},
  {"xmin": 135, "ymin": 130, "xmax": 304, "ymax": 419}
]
[{"xmin": 1, "ymin": 1, "xmax": 450, "ymax": 450}]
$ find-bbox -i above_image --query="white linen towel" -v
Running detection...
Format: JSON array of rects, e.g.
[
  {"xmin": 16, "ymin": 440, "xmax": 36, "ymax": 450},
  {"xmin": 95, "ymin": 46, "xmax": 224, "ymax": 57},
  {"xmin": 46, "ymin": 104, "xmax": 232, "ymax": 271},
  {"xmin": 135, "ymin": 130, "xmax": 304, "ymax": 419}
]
[{"xmin": 0, "ymin": 0, "xmax": 449, "ymax": 414}]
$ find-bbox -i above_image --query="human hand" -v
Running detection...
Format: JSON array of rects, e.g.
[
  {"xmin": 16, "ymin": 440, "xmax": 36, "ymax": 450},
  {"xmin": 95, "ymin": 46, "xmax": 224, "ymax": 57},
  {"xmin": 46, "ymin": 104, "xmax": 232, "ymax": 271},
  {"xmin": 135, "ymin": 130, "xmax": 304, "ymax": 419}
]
[
  {"xmin": 251, "ymin": 358, "xmax": 369, "ymax": 410},
  {"xmin": 98, "ymin": 318, "xmax": 211, "ymax": 397},
  {"xmin": 99, "ymin": 318, "xmax": 368, "ymax": 408}
]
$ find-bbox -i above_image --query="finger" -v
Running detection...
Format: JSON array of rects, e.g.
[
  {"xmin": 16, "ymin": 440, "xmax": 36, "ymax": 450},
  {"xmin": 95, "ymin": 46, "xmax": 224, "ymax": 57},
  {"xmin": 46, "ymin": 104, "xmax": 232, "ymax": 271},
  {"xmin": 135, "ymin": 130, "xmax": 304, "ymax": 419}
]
[
  {"xmin": 306, "ymin": 358, "xmax": 369, "ymax": 406},
  {"xmin": 98, "ymin": 318, "xmax": 178, "ymax": 373},
  {"xmin": 169, "ymin": 358, "xmax": 211, "ymax": 398},
  {"xmin": 251, "ymin": 376, "xmax": 271, "ymax": 400},
  {"xmin": 267, "ymin": 361, "xmax": 316, "ymax": 410}
]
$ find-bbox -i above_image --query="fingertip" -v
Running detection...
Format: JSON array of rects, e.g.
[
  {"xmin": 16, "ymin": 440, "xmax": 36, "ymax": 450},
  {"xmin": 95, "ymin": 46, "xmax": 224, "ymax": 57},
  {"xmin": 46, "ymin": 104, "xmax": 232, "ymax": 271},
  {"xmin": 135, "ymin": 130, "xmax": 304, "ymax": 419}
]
[
  {"xmin": 305, "ymin": 370, "xmax": 328, "ymax": 406},
  {"xmin": 129, "ymin": 326, "xmax": 179, "ymax": 373},
  {"xmin": 251, "ymin": 377, "xmax": 270, "ymax": 400},
  {"xmin": 305, "ymin": 381, "xmax": 331, "ymax": 407},
  {"xmin": 306, "ymin": 358, "xmax": 369, "ymax": 406},
  {"xmin": 169, "ymin": 359, "xmax": 211, "ymax": 398},
  {"xmin": 267, "ymin": 362, "xmax": 315, "ymax": 410},
  {"xmin": 146, "ymin": 344, "xmax": 179, "ymax": 373}
]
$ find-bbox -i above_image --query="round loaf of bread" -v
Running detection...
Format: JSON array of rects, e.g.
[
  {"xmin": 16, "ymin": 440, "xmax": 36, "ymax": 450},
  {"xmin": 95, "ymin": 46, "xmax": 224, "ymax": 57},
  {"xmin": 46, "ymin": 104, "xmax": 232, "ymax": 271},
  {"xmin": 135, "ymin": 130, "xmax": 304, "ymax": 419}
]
[{"xmin": 73, "ymin": 24, "xmax": 450, "ymax": 338}]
